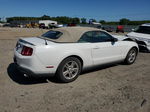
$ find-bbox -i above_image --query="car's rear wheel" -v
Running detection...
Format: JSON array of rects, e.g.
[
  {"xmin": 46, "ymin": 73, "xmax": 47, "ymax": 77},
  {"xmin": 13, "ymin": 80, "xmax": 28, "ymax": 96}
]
[
  {"xmin": 56, "ymin": 57, "xmax": 82, "ymax": 83},
  {"xmin": 124, "ymin": 47, "xmax": 138, "ymax": 65}
]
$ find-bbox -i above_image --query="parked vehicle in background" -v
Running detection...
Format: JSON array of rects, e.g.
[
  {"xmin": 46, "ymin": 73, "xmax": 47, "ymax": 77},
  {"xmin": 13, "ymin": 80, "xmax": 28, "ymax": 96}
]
[
  {"xmin": 14, "ymin": 27, "xmax": 138, "ymax": 83},
  {"xmin": 0, "ymin": 23, "xmax": 4, "ymax": 27},
  {"xmin": 57, "ymin": 24, "xmax": 64, "ymax": 28},
  {"xmin": 92, "ymin": 22, "xmax": 101, "ymax": 25},
  {"xmin": 102, "ymin": 26, "xmax": 113, "ymax": 32},
  {"xmin": 3, "ymin": 23, "xmax": 11, "ymax": 27},
  {"xmin": 96, "ymin": 25, "xmax": 102, "ymax": 29},
  {"xmin": 39, "ymin": 20, "xmax": 58, "ymax": 29},
  {"xmin": 26, "ymin": 22, "xmax": 39, "ymax": 28},
  {"xmin": 89, "ymin": 19, "xmax": 101, "ymax": 25},
  {"xmin": 67, "ymin": 23, "xmax": 76, "ymax": 27},
  {"xmin": 126, "ymin": 23, "xmax": 150, "ymax": 51},
  {"xmin": 116, "ymin": 25, "xmax": 124, "ymax": 33},
  {"xmin": 39, "ymin": 23, "xmax": 45, "ymax": 29}
]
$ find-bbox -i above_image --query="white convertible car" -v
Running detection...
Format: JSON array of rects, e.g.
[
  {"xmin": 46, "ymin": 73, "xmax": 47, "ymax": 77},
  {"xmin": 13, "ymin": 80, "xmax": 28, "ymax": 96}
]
[{"xmin": 14, "ymin": 27, "xmax": 138, "ymax": 82}]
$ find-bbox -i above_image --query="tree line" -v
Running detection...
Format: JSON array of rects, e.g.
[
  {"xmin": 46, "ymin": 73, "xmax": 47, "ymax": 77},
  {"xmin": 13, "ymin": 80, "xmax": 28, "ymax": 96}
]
[
  {"xmin": 7, "ymin": 15, "xmax": 80, "ymax": 24},
  {"xmin": 6, "ymin": 15, "xmax": 150, "ymax": 25}
]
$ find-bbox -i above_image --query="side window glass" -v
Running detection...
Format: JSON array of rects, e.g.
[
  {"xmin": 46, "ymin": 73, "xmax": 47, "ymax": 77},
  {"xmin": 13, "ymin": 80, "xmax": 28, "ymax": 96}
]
[
  {"xmin": 78, "ymin": 31, "xmax": 93, "ymax": 43},
  {"xmin": 99, "ymin": 32, "xmax": 112, "ymax": 42},
  {"xmin": 78, "ymin": 31, "xmax": 113, "ymax": 43},
  {"xmin": 93, "ymin": 31, "xmax": 112, "ymax": 42}
]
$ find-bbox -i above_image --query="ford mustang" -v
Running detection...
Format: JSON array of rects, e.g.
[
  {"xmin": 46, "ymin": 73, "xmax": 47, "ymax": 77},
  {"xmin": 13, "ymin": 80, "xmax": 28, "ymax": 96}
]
[{"xmin": 14, "ymin": 27, "xmax": 138, "ymax": 82}]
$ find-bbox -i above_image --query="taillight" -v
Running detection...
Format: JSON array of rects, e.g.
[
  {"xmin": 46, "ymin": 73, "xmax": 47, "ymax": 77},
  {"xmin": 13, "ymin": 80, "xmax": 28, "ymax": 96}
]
[{"xmin": 21, "ymin": 46, "xmax": 33, "ymax": 56}]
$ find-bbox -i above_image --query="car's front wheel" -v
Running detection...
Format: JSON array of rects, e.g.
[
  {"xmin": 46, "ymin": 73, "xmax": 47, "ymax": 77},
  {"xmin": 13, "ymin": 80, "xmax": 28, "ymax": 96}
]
[
  {"xmin": 56, "ymin": 57, "xmax": 82, "ymax": 83},
  {"xmin": 124, "ymin": 47, "xmax": 138, "ymax": 65}
]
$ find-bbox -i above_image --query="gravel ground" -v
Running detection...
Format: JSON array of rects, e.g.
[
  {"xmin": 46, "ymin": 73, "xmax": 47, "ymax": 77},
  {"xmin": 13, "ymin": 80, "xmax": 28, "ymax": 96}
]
[{"xmin": 0, "ymin": 28, "xmax": 150, "ymax": 112}]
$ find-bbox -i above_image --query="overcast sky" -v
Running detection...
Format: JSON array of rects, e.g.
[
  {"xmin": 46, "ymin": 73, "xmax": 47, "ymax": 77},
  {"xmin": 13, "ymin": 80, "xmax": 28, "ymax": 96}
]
[{"xmin": 0, "ymin": 0, "xmax": 150, "ymax": 21}]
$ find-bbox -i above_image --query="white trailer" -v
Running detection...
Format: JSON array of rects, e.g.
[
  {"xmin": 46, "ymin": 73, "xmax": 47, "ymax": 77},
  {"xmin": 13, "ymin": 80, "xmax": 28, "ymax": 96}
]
[{"xmin": 39, "ymin": 20, "xmax": 57, "ymax": 28}]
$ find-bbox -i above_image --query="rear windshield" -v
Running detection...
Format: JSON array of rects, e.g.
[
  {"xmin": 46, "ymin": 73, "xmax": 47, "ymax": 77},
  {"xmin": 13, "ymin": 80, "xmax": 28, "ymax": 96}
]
[
  {"xmin": 41, "ymin": 31, "xmax": 63, "ymax": 39},
  {"xmin": 134, "ymin": 26, "xmax": 150, "ymax": 34}
]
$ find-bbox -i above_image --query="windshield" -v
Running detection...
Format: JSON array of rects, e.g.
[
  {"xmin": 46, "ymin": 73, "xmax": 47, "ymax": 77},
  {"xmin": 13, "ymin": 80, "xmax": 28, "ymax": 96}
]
[
  {"xmin": 41, "ymin": 31, "xmax": 63, "ymax": 39},
  {"xmin": 134, "ymin": 26, "xmax": 150, "ymax": 34}
]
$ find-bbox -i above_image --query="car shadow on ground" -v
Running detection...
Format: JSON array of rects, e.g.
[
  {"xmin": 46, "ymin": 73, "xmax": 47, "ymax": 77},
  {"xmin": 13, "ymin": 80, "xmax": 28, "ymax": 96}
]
[
  {"xmin": 7, "ymin": 63, "xmax": 62, "ymax": 85},
  {"xmin": 7, "ymin": 63, "xmax": 121, "ymax": 85}
]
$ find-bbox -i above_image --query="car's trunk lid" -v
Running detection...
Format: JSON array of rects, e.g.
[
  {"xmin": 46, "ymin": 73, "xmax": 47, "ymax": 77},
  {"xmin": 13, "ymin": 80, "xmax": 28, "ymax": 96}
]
[{"xmin": 18, "ymin": 37, "xmax": 55, "ymax": 46}]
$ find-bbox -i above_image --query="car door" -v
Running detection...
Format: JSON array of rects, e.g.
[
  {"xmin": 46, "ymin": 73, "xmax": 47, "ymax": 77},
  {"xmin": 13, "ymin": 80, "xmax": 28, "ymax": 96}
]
[
  {"xmin": 91, "ymin": 31, "xmax": 125, "ymax": 65},
  {"xmin": 78, "ymin": 31, "xmax": 125, "ymax": 66}
]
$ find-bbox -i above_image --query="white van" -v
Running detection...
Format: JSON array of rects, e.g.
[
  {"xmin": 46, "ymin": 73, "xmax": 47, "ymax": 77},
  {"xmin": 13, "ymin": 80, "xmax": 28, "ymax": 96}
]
[{"xmin": 127, "ymin": 23, "xmax": 150, "ymax": 51}]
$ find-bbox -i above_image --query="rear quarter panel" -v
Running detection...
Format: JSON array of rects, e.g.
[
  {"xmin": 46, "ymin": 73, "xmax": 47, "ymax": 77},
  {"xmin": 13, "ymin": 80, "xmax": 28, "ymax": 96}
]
[{"xmin": 34, "ymin": 43, "xmax": 94, "ymax": 72}]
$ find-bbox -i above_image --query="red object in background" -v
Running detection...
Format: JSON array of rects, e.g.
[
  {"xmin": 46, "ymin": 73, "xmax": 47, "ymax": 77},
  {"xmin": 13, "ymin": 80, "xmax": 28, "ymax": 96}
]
[
  {"xmin": 117, "ymin": 25, "xmax": 124, "ymax": 30},
  {"xmin": 68, "ymin": 23, "xmax": 76, "ymax": 27},
  {"xmin": 116, "ymin": 25, "xmax": 124, "ymax": 33}
]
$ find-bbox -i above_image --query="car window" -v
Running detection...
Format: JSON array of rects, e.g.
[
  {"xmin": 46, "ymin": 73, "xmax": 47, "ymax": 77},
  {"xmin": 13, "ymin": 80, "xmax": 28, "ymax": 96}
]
[
  {"xmin": 41, "ymin": 31, "xmax": 63, "ymax": 39},
  {"xmin": 134, "ymin": 26, "xmax": 150, "ymax": 34},
  {"xmin": 78, "ymin": 31, "xmax": 94, "ymax": 43},
  {"xmin": 78, "ymin": 31, "xmax": 113, "ymax": 43},
  {"xmin": 94, "ymin": 31, "xmax": 112, "ymax": 42}
]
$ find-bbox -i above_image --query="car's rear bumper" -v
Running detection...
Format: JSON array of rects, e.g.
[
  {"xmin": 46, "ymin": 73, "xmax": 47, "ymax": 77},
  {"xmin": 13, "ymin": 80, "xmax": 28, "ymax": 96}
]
[
  {"xmin": 14, "ymin": 57, "xmax": 55, "ymax": 78},
  {"xmin": 14, "ymin": 49, "xmax": 57, "ymax": 77}
]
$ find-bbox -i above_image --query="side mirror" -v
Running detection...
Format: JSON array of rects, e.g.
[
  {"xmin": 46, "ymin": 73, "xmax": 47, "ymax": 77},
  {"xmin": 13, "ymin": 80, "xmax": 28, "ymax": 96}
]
[{"xmin": 111, "ymin": 38, "xmax": 118, "ymax": 42}]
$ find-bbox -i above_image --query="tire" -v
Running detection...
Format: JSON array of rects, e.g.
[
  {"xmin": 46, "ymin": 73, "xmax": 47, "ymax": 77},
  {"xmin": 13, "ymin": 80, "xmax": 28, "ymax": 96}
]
[
  {"xmin": 56, "ymin": 57, "xmax": 82, "ymax": 83},
  {"xmin": 124, "ymin": 47, "xmax": 138, "ymax": 65}
]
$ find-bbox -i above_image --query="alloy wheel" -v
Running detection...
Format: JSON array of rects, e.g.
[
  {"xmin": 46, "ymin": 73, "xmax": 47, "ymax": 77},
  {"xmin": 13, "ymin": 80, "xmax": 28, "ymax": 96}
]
[{"xmin": 62, "ymin": 61, "xmax": 79, "ymax": 80}]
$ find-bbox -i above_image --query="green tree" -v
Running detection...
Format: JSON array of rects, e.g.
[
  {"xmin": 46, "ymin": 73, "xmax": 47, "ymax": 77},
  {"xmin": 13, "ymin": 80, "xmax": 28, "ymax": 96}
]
[
  {"xmin": 81, "ymin": 18, "xmax": 87, "ymax": 24},
  {"xmin": 91, "ymin": 19, "xmax": 97, "ymax": 22},
  {"xmin": 119, "ymin": 18, "xmax": 130, "ymax": 25},
  {"xmin": 40, "ymin": 15, "xmax": 51, "ymax": 20},
  {"xmin": 71, "ymin": 17, "xmax": 80, "ymax": 24},
  {"xmin": 99, "ymin": 20, "xmax": 106, "ymax": 24}
]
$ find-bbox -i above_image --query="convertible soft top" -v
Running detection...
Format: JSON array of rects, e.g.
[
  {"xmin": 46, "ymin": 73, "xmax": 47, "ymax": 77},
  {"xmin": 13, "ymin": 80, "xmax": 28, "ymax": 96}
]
[{"xmin": 49, "ymin": 27, "xmax": 102, "ymax": 42}]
